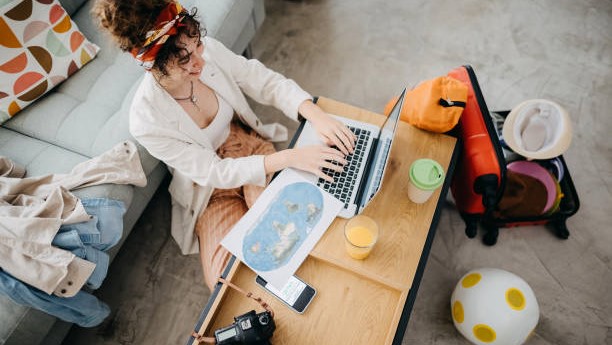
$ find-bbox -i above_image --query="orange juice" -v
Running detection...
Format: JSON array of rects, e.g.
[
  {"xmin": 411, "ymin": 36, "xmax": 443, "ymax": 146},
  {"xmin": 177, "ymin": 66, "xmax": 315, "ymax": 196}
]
[
  {"xmin": 346, "ymin": 226, "xmax": 375, "ymax": 247},
  {"xmin": 344, "ymin": 216, "xmax": 379, "ymax": 260}
]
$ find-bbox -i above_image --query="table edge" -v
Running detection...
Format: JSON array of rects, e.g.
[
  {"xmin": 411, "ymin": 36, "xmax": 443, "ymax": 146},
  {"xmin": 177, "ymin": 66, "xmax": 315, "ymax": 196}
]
[{"xmin": 391, "ymin": 138, "xmax": 460, "ymax": 344}]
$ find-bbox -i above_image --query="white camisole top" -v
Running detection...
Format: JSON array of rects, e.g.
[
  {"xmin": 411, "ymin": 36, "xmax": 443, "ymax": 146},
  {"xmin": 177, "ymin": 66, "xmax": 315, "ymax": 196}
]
[{"xmin": 202, "ymin": 92, "xmax": 233, "ymax": 149}]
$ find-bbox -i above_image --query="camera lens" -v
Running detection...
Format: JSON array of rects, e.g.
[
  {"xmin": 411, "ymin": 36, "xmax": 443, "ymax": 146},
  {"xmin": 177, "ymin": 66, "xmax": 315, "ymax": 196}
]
[{"xmin": 258, "ymin": 314, "xmax": 269, "ymax": 325}]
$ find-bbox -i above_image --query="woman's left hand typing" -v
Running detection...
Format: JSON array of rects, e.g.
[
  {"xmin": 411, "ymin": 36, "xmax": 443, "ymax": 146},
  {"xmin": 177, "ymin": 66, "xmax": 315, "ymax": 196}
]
[{"xmin": 298, "ymin": 100, "xmax": 356, "ymax": 155}]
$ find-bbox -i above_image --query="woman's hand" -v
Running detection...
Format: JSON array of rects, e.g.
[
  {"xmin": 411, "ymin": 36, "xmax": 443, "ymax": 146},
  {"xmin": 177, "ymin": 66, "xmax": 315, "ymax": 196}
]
[
  {"xmin": 264, "ymin": 146, "xmax": 347, "ymax": 182},
  {"xmin": 298, "ymin": 100, "xmax": 356, "ymax": 155}
]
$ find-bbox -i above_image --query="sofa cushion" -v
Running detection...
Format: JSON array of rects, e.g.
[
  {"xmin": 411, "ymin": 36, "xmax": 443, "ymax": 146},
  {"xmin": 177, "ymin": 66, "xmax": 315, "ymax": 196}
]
[
  {"xmin": 2, "ymin": 56, "xmax": 146, "ymax": 158},
  {"xmin": 0, "ymin": 0, "xmax": 100, "ymax": 122},
  {"xmin": 58, "ymin": 0, "xmax": 88, "ymax": 16}
]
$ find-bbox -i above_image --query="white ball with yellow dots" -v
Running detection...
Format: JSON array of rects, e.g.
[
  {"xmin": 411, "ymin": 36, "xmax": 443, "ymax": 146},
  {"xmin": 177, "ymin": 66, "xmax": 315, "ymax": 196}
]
[{"xmin": 451, "ymin": 268, "xmax": 539, "ymax": 345}]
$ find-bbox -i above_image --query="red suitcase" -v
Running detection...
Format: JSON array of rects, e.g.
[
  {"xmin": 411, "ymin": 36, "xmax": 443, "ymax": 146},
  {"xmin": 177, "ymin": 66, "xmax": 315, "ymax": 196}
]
[{"xmin": 448, "ymin": 65, "xmax": 580, "ymax": 245}]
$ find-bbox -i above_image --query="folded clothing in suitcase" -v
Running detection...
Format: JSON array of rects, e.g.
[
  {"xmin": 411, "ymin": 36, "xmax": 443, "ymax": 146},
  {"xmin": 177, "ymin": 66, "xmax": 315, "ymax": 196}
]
[{"xmin": 448, "ymin": 65, "xmax": 580, "ymax": 245}]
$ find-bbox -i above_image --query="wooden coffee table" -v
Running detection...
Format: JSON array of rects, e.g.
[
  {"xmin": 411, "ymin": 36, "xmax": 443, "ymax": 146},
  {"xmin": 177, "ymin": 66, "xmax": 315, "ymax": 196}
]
[{"xmin": 187, "ymin": 97, "xmax": 458, "ymax": 345}]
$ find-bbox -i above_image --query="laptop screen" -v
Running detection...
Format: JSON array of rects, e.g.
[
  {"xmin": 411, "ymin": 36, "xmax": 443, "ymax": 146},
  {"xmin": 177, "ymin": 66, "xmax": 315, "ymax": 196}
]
[{"xmin": 360, "ymin": 88, "xmax": 406, "ymax": 206}]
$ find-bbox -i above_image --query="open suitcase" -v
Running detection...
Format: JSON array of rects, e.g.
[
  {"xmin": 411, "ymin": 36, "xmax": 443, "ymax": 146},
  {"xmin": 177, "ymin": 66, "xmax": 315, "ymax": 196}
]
[{"xmin": 448, "ymin": 65, "xmax": 580, "ymax": 245}]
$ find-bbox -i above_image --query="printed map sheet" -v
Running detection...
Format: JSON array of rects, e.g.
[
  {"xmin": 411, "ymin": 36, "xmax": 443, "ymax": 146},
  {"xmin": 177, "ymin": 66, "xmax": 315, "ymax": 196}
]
[{"xmin": 221, "ymin": 168, "xmax": 343, "ymax": 288}]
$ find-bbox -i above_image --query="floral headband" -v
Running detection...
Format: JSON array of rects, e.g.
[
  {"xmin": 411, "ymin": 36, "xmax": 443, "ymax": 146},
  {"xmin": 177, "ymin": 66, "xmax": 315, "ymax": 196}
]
[{"xmin": 130, "ymin": 2, "xmax": 187, "ymax": 70}]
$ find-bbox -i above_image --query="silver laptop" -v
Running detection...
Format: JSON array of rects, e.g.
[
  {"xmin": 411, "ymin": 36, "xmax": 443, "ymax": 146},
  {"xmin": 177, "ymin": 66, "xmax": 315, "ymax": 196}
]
[{"xmin": 293, "ymin": 89, "xmax": 406, "ymax": 218}]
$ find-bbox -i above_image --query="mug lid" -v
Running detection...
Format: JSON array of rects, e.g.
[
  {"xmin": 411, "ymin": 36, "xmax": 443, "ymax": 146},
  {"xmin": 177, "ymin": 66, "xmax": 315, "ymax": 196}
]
[{"xmin": 410, "ymin": 159, "xmax": 445, "ymax": 190}]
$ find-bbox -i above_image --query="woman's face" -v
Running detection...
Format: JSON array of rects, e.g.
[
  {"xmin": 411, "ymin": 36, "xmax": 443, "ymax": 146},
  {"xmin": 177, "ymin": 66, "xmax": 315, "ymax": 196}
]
[{"xmin": 163, "ymin": 34, "xmax": 205, "ymax": 84}]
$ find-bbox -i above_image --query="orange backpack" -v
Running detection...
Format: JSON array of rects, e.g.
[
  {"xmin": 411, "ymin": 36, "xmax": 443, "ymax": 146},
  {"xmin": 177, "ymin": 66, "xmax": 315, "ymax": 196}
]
[{"xmin": 384, "ymin": 76, "xmax": 468, "ymax": 133}]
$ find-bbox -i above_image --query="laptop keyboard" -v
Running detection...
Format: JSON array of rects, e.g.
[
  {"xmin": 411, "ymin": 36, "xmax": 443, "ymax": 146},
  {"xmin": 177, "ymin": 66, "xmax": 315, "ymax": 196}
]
[{"xmin": 317, "ymin": 126, "xmax": 371, "ymax": 208}]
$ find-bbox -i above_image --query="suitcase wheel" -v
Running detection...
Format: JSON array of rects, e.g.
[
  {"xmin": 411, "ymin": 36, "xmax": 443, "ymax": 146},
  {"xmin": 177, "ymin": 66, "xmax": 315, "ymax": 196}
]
[
  {"xmin": 482, "ymin": 226, "xmax": 499, "ymax": 246},
  {"xmin": 552, "ymin": 219, "xmax": 570, "ymax": 240},
  {"xmin": 460, "ymin": 214, "xmax": 479, "ymax": 238},
  {"xmin": 465, "ymin": 220, "xmax": 478, "ymax": 238}
]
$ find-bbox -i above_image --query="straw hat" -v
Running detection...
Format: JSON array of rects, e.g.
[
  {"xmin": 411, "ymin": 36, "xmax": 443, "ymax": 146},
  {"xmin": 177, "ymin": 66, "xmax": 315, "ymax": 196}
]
[{"xmin": 502, "ymin": 99, "xmax": 572, "ymax": 160}]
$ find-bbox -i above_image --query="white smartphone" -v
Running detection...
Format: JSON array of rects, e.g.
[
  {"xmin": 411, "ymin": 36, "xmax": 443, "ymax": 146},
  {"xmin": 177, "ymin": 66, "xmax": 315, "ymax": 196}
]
[{"xmin": 255, "ymin": 275, "xmax": 316, "ymax": 314}]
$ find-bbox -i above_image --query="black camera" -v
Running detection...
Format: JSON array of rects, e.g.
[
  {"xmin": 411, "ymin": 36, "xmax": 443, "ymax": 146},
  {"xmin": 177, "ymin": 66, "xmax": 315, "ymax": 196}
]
[{"xmin": 214, "ymin": 310, "xmax": 275, "ymax": 345}]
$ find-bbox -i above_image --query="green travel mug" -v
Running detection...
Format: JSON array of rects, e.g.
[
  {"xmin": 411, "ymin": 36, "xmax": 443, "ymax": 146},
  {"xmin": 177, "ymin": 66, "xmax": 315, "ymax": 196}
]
[{"xmin": 408, "ymin": 158, "xmax": 445, "ymax": 203}]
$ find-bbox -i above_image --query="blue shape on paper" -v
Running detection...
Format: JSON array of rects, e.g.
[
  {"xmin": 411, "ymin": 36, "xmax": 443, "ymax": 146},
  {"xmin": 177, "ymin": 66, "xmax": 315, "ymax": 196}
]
[{"xmin": 242, "ymin": 182, "xmax": 323, "ymax": 271}]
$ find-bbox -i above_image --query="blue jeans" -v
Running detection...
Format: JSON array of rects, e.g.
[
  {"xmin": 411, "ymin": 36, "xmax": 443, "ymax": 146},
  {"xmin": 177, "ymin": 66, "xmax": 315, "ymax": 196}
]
[
  {"xmin": 53, "ymin": 198, "xmax": 125, "ymax": 289},
  {"xmin": 0, "ymin": 271, "xmax": 110, "ymax": 327},
  {"xmin": 0, "ymin": 198, "xmax": 125, "ymax": 327}
]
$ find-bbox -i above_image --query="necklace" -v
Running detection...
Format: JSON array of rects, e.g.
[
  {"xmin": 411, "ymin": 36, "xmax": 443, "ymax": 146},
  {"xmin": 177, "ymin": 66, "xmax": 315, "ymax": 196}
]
[{"xmin": 173, "ymin": 81, "xmax": 199, "ymax": 110}]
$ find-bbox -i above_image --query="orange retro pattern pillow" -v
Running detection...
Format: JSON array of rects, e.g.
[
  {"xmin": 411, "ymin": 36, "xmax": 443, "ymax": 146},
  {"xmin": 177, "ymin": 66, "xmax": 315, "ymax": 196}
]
[{"xmin": 0, "ymin": 0, "xmax": 100, "ymax": 123}]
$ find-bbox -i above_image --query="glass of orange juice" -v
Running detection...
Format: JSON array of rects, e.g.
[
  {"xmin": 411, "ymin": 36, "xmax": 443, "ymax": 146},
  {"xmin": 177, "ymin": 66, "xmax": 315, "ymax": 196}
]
[{"xmin": 344, "ymin": 215, "xmax": 379, "ymax": 260}]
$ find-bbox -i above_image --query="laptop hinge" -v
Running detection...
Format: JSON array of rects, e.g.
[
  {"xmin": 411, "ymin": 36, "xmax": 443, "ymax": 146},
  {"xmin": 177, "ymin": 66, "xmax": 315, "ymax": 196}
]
[{"xmin": 354, "ymin": 137, "xmax": 379, "ymax": 213}]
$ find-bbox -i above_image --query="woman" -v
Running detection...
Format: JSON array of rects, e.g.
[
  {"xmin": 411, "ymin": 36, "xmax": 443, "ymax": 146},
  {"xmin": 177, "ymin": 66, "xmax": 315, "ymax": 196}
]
[{"xmin": 93, "ymin": 0, "xmax": 355, "ymax": 289}]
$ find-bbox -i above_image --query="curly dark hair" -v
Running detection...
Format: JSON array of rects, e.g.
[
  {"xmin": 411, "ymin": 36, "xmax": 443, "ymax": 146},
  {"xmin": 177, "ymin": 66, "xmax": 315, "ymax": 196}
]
[{"xmin": 92, "ymin": 0, "xmax": 204, "ymax": 75}]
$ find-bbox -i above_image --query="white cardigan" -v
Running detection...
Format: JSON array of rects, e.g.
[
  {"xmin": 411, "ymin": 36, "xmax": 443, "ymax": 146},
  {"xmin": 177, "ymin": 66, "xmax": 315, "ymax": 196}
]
[{"xmin": 130, "ymin": 37, "xmax": 312, "ymax": 255}]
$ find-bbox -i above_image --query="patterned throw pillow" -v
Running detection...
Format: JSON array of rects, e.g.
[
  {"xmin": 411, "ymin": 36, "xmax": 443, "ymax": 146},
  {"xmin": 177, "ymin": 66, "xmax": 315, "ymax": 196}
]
[{"xmin": 0, "ymin": 0, "xmax": 100, "ymax": 123}]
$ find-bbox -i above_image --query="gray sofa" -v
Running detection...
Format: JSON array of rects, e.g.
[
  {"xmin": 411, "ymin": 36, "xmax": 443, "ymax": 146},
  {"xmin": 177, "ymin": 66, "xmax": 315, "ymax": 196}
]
[{"xmin": 0, "ymin": 0, "xmax": 265, "ymax": 344}]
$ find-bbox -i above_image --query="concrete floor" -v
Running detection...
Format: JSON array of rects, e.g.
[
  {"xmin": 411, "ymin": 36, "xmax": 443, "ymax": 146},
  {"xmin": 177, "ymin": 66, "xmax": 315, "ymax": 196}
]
[{"xmin": 64, "ymin": 0, "xmax": 612, "ymax": 344}]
